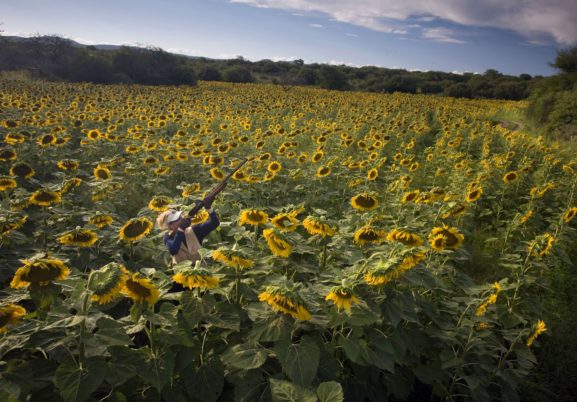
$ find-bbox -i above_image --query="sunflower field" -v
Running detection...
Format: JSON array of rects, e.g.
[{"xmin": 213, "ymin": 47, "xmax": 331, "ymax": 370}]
[{"xmin": 1, "ymin": 78, "xmax": 576, "ymax": 402}]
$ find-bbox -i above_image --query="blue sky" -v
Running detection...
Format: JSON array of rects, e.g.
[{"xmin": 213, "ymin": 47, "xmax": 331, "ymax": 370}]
[{"xmin": 2, "ymin": 0, "xmax": 576, "ymax": 76}]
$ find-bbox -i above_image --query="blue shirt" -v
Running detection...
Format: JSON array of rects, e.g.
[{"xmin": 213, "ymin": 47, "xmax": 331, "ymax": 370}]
[{"xmin": 163, "ymin": 210, "xmax": 220, "ymax": 256}]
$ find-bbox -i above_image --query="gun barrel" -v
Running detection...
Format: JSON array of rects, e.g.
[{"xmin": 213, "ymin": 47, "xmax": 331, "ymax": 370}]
[{"xmin": 187, "ymin": 158, "xmax": 248, "ymax": 217}]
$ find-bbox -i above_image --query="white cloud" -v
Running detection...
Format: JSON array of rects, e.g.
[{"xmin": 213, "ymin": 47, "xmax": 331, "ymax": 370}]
[
  {"xmin": 228, "ymin": 0, "xmax": 577, "ymax": 45},
  {"xmin": 166, "ymin": 48, "xmax": 203, "ymax": 56},
  {"xmin": 422, "ymin": 28, "xmax": 465, "ymax": 44},
  {"xmin": 308, "ymin": 23, "xmax": 323, "ymax": 28},
  {"xmin": 271, "ymin": 56, "xmax": 299, "ymax": 62}
]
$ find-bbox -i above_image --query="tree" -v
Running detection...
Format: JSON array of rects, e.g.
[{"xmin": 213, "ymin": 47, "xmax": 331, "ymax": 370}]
[
  {"xmin": 295, "ymin": 66, "xmax": 317, "ymax": 86},
  {"xmin": 198, "ymin": 66, "xmax": 222, "ymax": 81},
  {"xmin": 444, "ymin": 83, "xmax": 472, "ymax": 98},
  {"xmin": 551, "ymin": 47, "xmax": 577, "ymax": 74},
  {"xmin": 317, "ymin": 65, "xmax": 349, "ymax": 90},
  {"xmin": 223, "ymin": 66, "xmax": 254, "ymax": 83}
]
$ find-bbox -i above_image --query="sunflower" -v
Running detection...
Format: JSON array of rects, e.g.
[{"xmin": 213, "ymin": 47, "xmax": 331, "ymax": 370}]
[
  {"xmin": 28, "ymin": 188, "xmax": 62, "ymax": 207},
  {"xmin": 90, "ymin": 263, "xmax": 129, "ymax": 304},
  {"xmin": 365, "ymin": 251, "xmax": 426, "ymax": 286},
  {"xmin": 125, "ymin": 145, "xmax": 140, "ymax": 154},
  {"xmin": 259, "ymin": 152, "xmax": 272, "ymax": 161},
  {"xmin": 89, "ymin": 214, "xmax": 114, "ymax": 228},
  {"xmin": 402, "ymin": 190, "xmax": 420, "ymax": 203},
  {"xmin": 259, "ymin": 287, "xmax": 311, "ymax": 320},
  {"xmin": 232, "ymin": 170, "xmax": 247, "ymax": 181},
  {"xmin": 154, "ymin": 166, "xmax": 170, "ymax": 175},
  {"xmin": 59, "ymin": 178, "xmax": 82, "ymax": 194},
  {"xmin": 212, "ymin": 248, "xmax": 254, "ymax": 270},
  {"xmin": 143, "ymin": 156, "xmax": 158, "ymax": 166},
  {"xmin": 123, "ymin": 272, "xmax": 160, "ymax": 304},
  {"xmin": 302, "ymin": 216, "xmax": 336, "ymax": 237},
  {"xmin": 173, "ymin": 263, "xmax": 220, "ymax": 289},
  {"xmin": 58, "ymin": 228, "xmax": 99, "ymax": 247},
  {"xmin": 0, "ymin": 304, "xmax": 26, "ymax": 333},
  {"xmin": 37, "ymin": 134, "xmax": 57, "ymax": 147},
  {"xmin": 529, "ymin": 233, "xmax": 554, "ymax": 258},
  {"xmin": 119, "ymin": 217, "xmax": 153, "ymax": 242},
  {"xmin": 311, "ymin": 151, "xmax": 324, "ymax": 163},
  {"xmin": 190, "ymin": 209, "xmax": 209, "ymax": 224},
  {"xmin": 386, "ymin": 229, "xmax": 423, "ymax": 247},
  {"xmin": 56, "ymin": 159, "xmax": 80, "ymax": 171},
  {"xmin": 10, "ymin": 162, "xmax": 35, "ymax": 179},
  {"xmin": 518, "ymin": 210, "xmax": 533, "ymax": 225},
  {"xmin": 239, "ymin": 209, "xmax": 269, "ymax": 226},
  {"xmin": 271, "ymin": 212, "xmax": 300, "ymax": 232},
  {"xmin": 562, "ymin": 163, "xmax": 576, "ymax": 175},
  {"xmin": 93, "ymin": 166, "xmax": 111, "ymax": 180},
  {"xmin": 428, "ymin": 225, "xmax": 464, "ymax": 251},
  {"xmin": 465, "ymin": 187, "xmax": 483, "ymax": 203},
  {"xmin": 351, "ymin": 193, "xmax": 378, "ymax": 211},
  {"xmin": 563, "ymin": 207, "xmax": 577, "ymax": 223},
  {"xmin": 0, "ymin": 177, "xmax": 17, "ymax": 191},
  {"xmin": 148, "ymin": 195, "xmax": 173, "ymax": 212},
  {"xmin": 0, "ymin": 148, "xmax": 17, "ymax": 162},
  {"xmin": 263, "ymin": 172, "xmax": 276, "ymax": 181},
  {"xmin": 442, "ymin": 203, "xmax": 467, "ymax": 219},
  {"xmin": 354, "ymin": 226, "xmax": 387, "ymax": 246},
  {"xmin": 503, "ymin": 171, "xmax": 518, "ymax": 184},
  {"xmin": 367, "ymin": 168, "xmax": 379, "ymax": 181},
  {"xmin": 86, "ymin": 129, "xmax": 102, "ymax": 140},
  {"xmin": 0, "ymin": 216, "xmax": 27, "ymax": 238},
  {"xmin": 267, "ymin": 161, "xmax": 282, "ymax": 174},
  {"xmin": 399, "ymin": 251, "xmax": 426, "ymax": 269},
  {"xmin": 363, "ymin": 271, "xmax": 389, "ymax": 286},
  {"xmin": 316, "ymin": 166, "xmax": 331, "ymax": 178},
  {"xmin": 263, "ymin": 228, "xmax": 292, "ymax": 258},
  {"xmin": 210, "ymin": 167, "xmax": 225, "ymax": 180},
  {"xmin": 475, "ymin": 290, "xmax": 499, "ymax": 317},
  {"xmin": 11, "ymin": 257, "xmax": 70, "ymax": 288},
  {"xmin": 526, "ymin": 320, "xmax": 547, "ymax": 347},
  {"xmin": 325, "ymin": 286, "xmax": 359, "ymax": 312},
  {"xmin": 5, "ymin": 132, "xmax": 26, "ymax": 145},
  {"xmin": 181, "ymin": 183, "xmax": 201, "ymax": 197}
]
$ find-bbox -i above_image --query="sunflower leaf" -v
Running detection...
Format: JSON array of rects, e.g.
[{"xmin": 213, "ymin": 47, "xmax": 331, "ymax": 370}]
[
  {"xmin": 269, "ymin": 378, "xmax": 317, "ymax": 402},
  {"xmin": 316, "ymin": 381, "xmax": 344, "ymax": 402},
  {"xmin": 274, "ymin": 335, "xmax": 320, "ymax": 387},
  {"xmin": 221, "ymin": 343, "xmax": 268, "ymax": 369},
  {"xmin": 182, "ymin": 358, "xmax": 224, "ymax": 402},
  {"xmin": 54, "ymin": 357, "xmax": 106, "ymax": 402}
]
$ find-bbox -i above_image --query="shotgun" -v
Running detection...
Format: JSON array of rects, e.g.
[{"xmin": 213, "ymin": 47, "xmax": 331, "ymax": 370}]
[{"xmin": 186, "ymin": 158, "xmax": 248, "ymax": 218}]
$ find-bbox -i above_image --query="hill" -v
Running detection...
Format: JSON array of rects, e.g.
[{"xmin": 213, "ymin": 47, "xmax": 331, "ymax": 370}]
[{"xmin": 0, "ymin": 34, "xmax": 538, "ymax": 100}]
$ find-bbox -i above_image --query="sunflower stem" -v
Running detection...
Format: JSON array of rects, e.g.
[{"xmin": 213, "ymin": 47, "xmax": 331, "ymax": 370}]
[
  {"xmin": 320, "ymin": 240, "xmax": 328, "ymax": 272},
  {"xmin": 78, "ymin": 272, "xmax": 95, "ymax": 371},
  {"xmin": 235, "ymin": 270, "xmax": 241, "ymax": 304}
]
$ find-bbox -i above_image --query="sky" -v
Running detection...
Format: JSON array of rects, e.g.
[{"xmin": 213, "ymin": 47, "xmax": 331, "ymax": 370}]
[{"xmin": 2, "ymin": 0, "xmax": 577, "ymax": 77}]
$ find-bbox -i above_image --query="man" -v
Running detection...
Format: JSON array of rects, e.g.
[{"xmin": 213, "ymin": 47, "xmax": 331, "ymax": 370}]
[{"xmin": 157, "ymin": 196, "xmax": 220, "ymax": 264}]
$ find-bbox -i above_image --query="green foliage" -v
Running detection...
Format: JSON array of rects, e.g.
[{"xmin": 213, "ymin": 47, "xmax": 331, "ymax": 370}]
[
  {"xmin": 222, "ymin": 66, "xmax": 254, "ymax": 83},
  {"xmin": 525, "ymin": 46, "xmax": 577, "ymax": 140},
  {"xmin": 1, "ymin": 78, "xmax": 574, "ymax": 402},
  {"xmin": 0, "ymin": 35, "xmax": 536, "ymax": 99},
  {"xmin": 551, "ymin": 47, "xmax": 577, "ymax": 74}
]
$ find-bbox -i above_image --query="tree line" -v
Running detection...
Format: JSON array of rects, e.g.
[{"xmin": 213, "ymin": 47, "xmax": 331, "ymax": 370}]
[
  {"xmin": 525, "ymin": 47, "xmax": 577, "ymax": 140},
  {"xmin": 0, "ymin": 35, "xmax": 537, "ymax": 100}
]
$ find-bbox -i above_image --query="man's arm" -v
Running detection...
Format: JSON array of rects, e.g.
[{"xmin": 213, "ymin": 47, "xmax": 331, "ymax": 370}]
[
  {"xmin": 164, "ymin": 231, "xmax": 185, "ymax": 255},
  {"xmin": 193, "ymin": 209, "xmax": 220, "ymax": 244}
]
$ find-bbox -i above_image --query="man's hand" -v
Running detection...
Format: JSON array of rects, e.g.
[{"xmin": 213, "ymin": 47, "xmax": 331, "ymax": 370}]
[{"xmin": 179, "ymin": 217, "xmax": 192, "ymax": 229}]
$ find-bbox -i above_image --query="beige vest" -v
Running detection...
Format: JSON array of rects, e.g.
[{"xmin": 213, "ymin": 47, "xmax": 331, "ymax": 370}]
[{"xmin": 171, "ymin": 227, "xmax": 202, "ymax": 264}]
